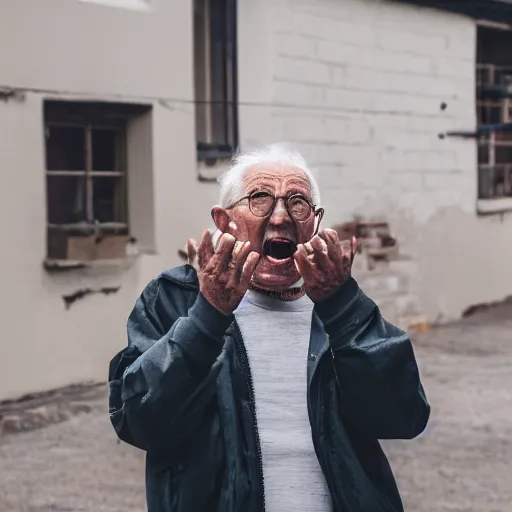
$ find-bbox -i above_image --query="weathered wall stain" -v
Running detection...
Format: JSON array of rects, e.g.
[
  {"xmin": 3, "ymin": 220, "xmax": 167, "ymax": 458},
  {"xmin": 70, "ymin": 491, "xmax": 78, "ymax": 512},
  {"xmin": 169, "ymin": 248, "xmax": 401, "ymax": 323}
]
[
  {"xmin": 62, "ymin": 287, "xmax": 120, "ymax": 309},
  {"xmin": 332, "ymin": 219, "xmax": 399, "ymax": 270}
]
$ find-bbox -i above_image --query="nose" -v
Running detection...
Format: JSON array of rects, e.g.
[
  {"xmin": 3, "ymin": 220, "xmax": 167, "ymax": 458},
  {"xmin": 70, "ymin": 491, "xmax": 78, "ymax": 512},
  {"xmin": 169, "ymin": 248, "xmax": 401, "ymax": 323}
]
[{"xmin": 268, "ymin": 197, "xmax": 291, "ymax": 226}]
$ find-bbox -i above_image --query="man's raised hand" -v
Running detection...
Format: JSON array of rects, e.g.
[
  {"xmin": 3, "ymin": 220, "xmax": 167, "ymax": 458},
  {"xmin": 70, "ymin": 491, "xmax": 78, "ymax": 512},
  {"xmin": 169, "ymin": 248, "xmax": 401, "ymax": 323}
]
[
  {"xmin": 293, "ymin": 229, "xmax": 357, "ymax": 303},
  {"xmin": 197, "ymin": 229, "xmax": 260, "ymax": 315}
]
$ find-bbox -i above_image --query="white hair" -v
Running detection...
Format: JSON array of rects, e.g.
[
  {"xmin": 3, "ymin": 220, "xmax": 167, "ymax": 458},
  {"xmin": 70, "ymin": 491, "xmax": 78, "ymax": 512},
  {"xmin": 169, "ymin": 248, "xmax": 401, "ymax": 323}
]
[{"xmin": 217, "ymin": 143, "xmax": 321, "ymax": 208}]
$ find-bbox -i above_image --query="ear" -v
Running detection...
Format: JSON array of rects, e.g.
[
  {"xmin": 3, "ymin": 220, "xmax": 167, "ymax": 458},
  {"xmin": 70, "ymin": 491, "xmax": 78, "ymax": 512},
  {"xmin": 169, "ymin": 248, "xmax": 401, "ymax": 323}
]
[{"xmin": 211, "ymin": 206, "xmax": 231, "ymax": 233}]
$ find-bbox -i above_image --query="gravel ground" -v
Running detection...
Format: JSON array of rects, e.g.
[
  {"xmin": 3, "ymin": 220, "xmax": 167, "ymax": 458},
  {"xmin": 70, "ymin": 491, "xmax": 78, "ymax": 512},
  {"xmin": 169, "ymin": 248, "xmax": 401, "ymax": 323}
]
[{"xmin": 1, "ymin": 304, "xmax": 511, "ymax": 512}]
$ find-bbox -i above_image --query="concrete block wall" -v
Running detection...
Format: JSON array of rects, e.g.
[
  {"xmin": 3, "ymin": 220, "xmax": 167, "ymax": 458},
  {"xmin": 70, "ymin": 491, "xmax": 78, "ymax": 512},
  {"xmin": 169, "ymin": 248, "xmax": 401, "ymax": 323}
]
[
  {"xmin": 271, "ymin": 0, "xmax": 476, "ymax": 224},
  {"xmin": 266, "ymin": 0, "xmax": 480, "ymax": 326}
]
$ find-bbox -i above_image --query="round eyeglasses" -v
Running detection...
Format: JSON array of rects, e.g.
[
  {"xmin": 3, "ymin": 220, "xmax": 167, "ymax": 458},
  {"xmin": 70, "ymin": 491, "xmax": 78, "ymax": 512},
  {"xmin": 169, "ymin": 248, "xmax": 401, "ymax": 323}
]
[{"xmin": 228, "ymin": 192, "xmax": 324, "ymax": 223}]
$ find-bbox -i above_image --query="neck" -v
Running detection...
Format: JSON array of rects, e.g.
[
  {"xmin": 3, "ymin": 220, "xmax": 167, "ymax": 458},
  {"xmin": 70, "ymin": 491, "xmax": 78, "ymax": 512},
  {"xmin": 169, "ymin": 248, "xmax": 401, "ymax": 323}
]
[{"xmin": 248, "ymin": 283, "xmax": 306, "ymax": 301}]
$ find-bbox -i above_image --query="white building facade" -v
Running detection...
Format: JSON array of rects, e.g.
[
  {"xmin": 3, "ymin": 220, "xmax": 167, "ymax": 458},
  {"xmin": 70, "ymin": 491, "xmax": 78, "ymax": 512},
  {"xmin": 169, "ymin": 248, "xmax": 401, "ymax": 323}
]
[{"xmin": 1, "ymin": 0, "xmax": 511, "ymax": 399}]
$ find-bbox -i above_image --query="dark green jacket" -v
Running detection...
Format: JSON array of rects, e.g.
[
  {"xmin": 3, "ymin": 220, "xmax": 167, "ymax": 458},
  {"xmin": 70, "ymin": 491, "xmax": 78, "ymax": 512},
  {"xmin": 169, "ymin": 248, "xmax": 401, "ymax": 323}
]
[{"xmin": 108, "ymin": 265, "xmax": 430, "ymax": 512}]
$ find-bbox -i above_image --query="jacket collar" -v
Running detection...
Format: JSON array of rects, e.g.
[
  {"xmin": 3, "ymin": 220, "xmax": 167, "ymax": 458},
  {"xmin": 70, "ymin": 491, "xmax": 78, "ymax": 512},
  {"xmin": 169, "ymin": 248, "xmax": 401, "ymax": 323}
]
[{"xmin": 160, "ymin": 264, "xmax": 199, "ymax": 290}]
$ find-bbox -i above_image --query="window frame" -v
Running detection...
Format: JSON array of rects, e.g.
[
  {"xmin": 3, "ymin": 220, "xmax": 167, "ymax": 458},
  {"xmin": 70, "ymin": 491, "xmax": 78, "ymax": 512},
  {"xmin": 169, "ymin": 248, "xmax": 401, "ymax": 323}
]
[
  {"xmin": 43, "ymin": 101, "xmax": 148, "ymax": 262},
  {"xmin": 476, "ymin": 23, "xmax": 512, "ymax": 211},
  {"xmin": 194, "ymin": 0, "xmax": 239, "ymax": 165}
]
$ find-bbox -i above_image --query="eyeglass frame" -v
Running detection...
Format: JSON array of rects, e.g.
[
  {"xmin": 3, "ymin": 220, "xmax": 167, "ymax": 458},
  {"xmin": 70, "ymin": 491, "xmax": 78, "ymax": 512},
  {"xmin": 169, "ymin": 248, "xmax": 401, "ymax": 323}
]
[{"xmin": 227, "ymin": 192, "xmax": 325, "ymax": 237}]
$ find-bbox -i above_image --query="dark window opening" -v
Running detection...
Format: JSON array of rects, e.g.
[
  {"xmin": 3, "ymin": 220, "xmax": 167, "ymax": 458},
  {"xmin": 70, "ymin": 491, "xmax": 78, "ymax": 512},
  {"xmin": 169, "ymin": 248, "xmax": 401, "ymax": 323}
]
[
  {"xmin": 92, "ymin": 129, "xmax": 119, "ymax": 171},
  {"xmin": 44, "ymin": 101, "xmax": 148, "ymax": 261},
  {"xmin": 46, "ymin": 126, "xmax": 85, "ymax": 171},
  {"xmin": 193, "ymin": 0, "xmax": 238, "ymax": 164},
  {"xmin": 477, "ymin": 25, "xmax": 512, "ymax": 200}
]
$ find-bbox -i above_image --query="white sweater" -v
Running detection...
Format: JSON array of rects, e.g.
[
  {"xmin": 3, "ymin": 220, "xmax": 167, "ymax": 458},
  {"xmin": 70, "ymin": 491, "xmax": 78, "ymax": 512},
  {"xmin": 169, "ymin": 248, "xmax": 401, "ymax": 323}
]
[{"xmin": 235, "ymin": 290, "xmax": 332, "ymax": 512}]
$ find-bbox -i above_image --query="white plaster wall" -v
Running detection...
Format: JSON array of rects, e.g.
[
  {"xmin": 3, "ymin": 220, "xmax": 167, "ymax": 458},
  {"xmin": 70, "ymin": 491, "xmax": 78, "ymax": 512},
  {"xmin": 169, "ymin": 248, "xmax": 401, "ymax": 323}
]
[
  {"xmin": 0, "ymin": 0, "xmax": 221, "ymax": 399},
  {"xmin": 0, "ymin": 0, "xmax": 190, "ymax": 100}
]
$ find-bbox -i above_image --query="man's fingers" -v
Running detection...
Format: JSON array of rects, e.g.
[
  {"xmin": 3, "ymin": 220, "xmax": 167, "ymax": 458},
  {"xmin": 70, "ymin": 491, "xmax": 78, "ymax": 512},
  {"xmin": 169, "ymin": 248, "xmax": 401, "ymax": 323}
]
[
  {"xmin": 318, "ymin": 229, "xmax": 343, "ymax": 266},
  {"xmin": 310, "ymin": 235, "xmax": 328, "ymax": 253},
  {"xmin": 197, "ymin": 230, "xmax": 214, "ymax": 268},
  {"xmin": 340, "ymin": 239, "xmax": 353, "ymax": 261},
  {"xmin": 214, "ymin": 233, "xmax": 237, "ymax": 270},
  {"xmin": 318, "ymin": 228, "xmax": 340, "ymax": 246},
  {"xmin": 329, "ymin": 241, "xmax": 344, "ymax": 267},
  {"xmin": 187, "ymin": 238, "xmax": 198, "ymax": 254},
  {"xmin": 303, "ymin": 241, "xmax": 314, "ymax": 256},
  {"xmin": 186, "ymin": 238, "xmax": 198, "ymax": 266},
  {"xmin": 232, "ymin": 240, "xmax": 245, "ymax": 261},
  {"xmin": 352, "ymin": 236, "xmax": 359, "ymax": 260},
  {"xmin": 293, "ymin": 244, "xmax": 314, "ymax": 278},
  {"xmin": 294, "ymin": 243, "xmax": 307, "ymax": 259},
  {"xmin": 240, "ymin": 251, "xmax": 261, "ymax": 288},
  {"xmin": 233, "ymin": 241, "xmax": 254, "ymax": 280},
  {"xmin": 309, "ymin": 235, "xmax": 329, "ymax": 268}
]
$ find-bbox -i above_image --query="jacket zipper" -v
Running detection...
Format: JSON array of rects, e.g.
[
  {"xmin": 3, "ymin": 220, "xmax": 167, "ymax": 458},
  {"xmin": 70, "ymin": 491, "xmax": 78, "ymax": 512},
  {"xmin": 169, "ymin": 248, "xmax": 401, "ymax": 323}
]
[{"xmin": 233, "ymin": 322, "xmax": 266, "ymax": 512}]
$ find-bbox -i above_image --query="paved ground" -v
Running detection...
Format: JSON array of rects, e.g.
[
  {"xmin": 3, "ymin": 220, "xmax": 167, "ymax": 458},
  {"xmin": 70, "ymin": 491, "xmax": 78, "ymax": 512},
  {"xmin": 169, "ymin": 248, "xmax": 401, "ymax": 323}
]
[{"xmin": 1, "ymin": 304, "xmax": 511, "ymax": 512}]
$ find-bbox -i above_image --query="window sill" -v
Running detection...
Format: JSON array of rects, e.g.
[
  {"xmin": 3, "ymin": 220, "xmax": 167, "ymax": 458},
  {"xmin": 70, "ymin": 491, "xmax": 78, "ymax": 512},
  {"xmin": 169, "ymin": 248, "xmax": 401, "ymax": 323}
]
[
  {"xmin": 77, "ymin": 0, "xmax": 152, "ymax": 12},
  {"xmin": 477, "ymin": 197, "xmax": 512, "ymax": 215},
  {"xmin": 197, "ymin": 158, "xmax": 232, "ymax": 182},
  {"xmin": 43, "ymin": 255, "xmax": 139, "ymax": 273},
  {"xmin": 196, "ymin": 143, "xmax": 235, "ymax": 178}
]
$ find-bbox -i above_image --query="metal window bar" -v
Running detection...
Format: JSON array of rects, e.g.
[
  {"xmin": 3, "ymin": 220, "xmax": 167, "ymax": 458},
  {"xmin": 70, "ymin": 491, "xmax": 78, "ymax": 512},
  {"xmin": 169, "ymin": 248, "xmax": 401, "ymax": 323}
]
[{"xmin": 477, "ymin": 63, "xmax": 512, "ymax": 86}]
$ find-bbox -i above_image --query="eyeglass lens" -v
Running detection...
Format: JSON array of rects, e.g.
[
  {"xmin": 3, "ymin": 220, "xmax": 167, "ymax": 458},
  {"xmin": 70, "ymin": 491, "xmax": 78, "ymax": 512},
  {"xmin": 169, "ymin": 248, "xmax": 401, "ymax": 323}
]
[{"xmin": 249, "ymin": 194, "xmax": 312, "ymax": 221}]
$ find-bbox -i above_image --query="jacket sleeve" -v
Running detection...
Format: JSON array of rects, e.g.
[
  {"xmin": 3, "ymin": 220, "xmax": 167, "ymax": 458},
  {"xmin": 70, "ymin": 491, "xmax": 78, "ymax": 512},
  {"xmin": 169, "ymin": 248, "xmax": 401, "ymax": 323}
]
[
  {"xmin": 315, "ymin": 277, "xmax": 430, "ymax": 440},
  {"xmin": 108, "ymin": 278, "xmax": 233, "ymax": 457}
]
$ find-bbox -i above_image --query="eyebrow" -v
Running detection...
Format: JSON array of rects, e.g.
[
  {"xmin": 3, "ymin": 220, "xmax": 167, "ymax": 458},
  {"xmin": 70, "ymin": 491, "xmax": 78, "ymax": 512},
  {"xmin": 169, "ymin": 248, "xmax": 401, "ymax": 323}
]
[
  {"xmin": 247, "ymin": 188, "xmax": 310, "ymax": 198},
  {"xmin": 244, "ymin": 176, "xmax": 311, "ymax": 197},
  {"xmin": 287, "ymin": 188, "xmax": 309, "ymax": 196},
  {"xmin": 246, "ymin": 186, "xmax": 273, "ymax": 196}
]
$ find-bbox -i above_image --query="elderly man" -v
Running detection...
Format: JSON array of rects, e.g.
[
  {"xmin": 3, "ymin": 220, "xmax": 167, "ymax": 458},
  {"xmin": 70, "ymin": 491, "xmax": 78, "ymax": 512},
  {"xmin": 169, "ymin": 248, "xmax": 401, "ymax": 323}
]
[{"xmin": 108, "ymin": 144, "xmax": 430, "ymax": 512}]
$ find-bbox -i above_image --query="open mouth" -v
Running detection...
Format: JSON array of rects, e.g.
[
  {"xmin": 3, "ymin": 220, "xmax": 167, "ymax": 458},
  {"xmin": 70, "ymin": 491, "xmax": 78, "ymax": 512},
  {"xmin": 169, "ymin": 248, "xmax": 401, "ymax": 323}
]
[{"xmin": 262, "ymin": 238, "xmax": 297, "ymax": 261}]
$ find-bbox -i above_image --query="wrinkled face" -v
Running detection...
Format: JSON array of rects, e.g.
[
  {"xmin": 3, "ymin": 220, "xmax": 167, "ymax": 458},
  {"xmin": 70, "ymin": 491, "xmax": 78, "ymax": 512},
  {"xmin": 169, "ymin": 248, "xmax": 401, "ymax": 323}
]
[{"xmin": 213, "ymin": 163, "xmax": 318, "ymax": 290}]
